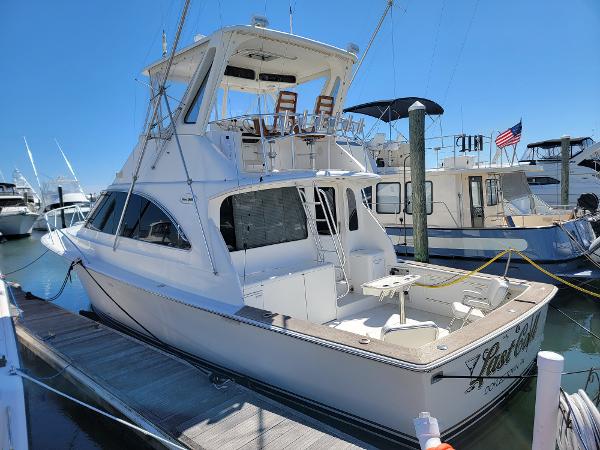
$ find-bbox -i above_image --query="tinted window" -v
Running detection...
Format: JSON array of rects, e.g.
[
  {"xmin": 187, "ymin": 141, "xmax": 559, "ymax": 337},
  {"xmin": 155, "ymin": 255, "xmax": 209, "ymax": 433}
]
[
  {"xmin": 376, "ymin": 183, "xmax": 401, "ymax": 214},
  {"xmin": 315, "ymin": 187, "xmax": 336, "ymax": 235},
  {"xmin": 486, "ymin": 179, "xmax": 499, "ymax": 206},
  {"xmin": 347, "ymin": 188, "xmax": 358, "ymax": 231},
  {"xmin": 405, "ymin": 181, "xmax": 433, "ymax": 215},
  {"xmin": 121, "ymin": 194, "xmax": 190, "ymax": 249},
  {"xmin": 86, "ymin": 192, "xmax": 190, "ymax": 249},
  {"xmin": 220, "ymin": 187, "xmax": 307, "ymax": 251},
  {"xmin": 527, "ymin": 176, "xmax": 560, "ymax": 186},
  {"xmin": 86, "ymin": 191, "xmax": 125, "ymax": 234},
  {"xmin": 184, "ymin": 65, "xmax": 212, "ymax": 124}
]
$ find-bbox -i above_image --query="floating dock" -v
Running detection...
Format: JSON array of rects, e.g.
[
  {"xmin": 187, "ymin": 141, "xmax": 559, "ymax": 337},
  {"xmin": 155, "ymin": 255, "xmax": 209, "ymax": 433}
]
[{"xmin": 9, "ymin": 285, "xmax": 370, "ymax": 449}]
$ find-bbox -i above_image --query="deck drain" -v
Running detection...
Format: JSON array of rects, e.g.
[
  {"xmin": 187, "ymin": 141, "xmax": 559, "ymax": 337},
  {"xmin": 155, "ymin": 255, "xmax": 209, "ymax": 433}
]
[
  {"xmin": 359, "ymin": 338, "xmax": 370, "ymax": 345},
  {"xmin": 436, "ymin": 344, "xmax": 448, "ymax": 351}
]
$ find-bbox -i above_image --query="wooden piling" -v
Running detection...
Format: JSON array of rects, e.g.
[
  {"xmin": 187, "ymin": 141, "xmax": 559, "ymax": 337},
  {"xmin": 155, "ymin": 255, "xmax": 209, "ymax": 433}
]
[
  {"xmin": 58, "ymin": 185, "xmax": 66, "ymax": 229},
  {"xmin": 409, "ymin": 101, "xmax": 429, "ymax": 263},
  {"xmin": 560, "ymin": 135, "xmax": 570, "ymax": 207}
]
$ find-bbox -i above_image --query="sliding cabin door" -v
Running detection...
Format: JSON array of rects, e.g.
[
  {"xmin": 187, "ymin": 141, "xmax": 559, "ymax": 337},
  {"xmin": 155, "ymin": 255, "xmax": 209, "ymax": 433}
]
[{"xmin": 468, "ymin": 176, "xmax": 485, "ymax": 228}]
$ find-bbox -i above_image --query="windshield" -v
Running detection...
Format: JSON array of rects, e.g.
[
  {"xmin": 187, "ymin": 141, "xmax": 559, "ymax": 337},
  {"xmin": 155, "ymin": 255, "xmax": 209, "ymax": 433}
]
[{"xmin": 500, "ymin": 172, "xmax": 554, "ymax": 215}]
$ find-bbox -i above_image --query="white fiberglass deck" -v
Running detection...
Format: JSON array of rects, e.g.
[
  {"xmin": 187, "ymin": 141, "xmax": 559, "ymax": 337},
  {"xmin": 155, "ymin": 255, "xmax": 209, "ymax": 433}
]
[{"xmin": 328, "ymin": 302, "xmax": 451, "ymax": 342}]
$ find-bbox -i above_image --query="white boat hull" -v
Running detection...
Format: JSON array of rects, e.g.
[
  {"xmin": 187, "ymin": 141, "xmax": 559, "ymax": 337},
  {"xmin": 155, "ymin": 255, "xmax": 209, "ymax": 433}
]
[
  {"xmin": 78, "ymin": 265, "xmax": 548, "ymax": 444},
  {"xmin": 0, "ymin": 212, "xmax": 37, "ymax": 236}
]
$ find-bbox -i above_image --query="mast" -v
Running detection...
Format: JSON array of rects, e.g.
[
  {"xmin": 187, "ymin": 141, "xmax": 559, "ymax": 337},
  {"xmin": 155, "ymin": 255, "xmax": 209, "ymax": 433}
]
[{"xmin": 55, "ymin": 138, "xmax": 85, "ymax": 195}]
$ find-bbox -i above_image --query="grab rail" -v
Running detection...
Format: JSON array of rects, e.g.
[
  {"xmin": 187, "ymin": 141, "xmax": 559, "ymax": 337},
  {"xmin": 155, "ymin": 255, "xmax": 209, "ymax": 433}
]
[
  {"xmin": 210, "ymin": 112, "xmax": 366, "ymax": 173},
  {"xmin": 44, "ymin": 204, "xmax": 87, "ymax": 232}
]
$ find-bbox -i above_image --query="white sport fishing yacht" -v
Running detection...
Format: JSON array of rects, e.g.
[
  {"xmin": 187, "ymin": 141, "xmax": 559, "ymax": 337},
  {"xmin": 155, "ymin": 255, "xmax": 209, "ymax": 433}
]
[
  {"xmin": 0, "ymin": 182, "xmax": 38, "ymax": 237},
  {"xmin": 33, "ymin": 176, "xmax": 90, "ymax": 230},
  {"xmin": 13, "ymin": 168, "xmax": 41, "ymax": 212},
  {"xmin": 521, "ymin": 137, "xmax": 600, "ymax": 207},
  {"xmin": 43, "ymin": 23, "xmax": 556, "ymax": 444}
]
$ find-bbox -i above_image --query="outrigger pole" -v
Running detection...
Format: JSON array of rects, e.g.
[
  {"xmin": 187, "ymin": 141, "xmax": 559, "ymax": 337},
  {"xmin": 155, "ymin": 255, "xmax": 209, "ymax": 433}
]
[
  {"xmin": 23, "ymin": 136, "xmax": 43, "ymax": 203},
  {"xmin": 348, "ymin": 0, "xmax": 393, "ymax": 88},
  {"xmin": 55, "ymin": 139, "xmax": 85, "ymax": 196},
  {"xmin": 112, "ymin": 0, "xmax": 192, "ymax": 253}
]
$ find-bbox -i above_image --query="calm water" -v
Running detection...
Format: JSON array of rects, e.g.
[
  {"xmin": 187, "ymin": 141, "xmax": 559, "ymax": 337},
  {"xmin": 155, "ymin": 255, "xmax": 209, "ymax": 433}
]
[{"xmin": 1, "ymin": 232, "xmax": 598, "ymax": 449}]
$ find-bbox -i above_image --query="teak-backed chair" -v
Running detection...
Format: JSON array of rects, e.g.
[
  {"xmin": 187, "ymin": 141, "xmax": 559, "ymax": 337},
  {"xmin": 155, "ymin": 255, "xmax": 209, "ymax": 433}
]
[{"xmin": 253, "ymin": 91, "xmax": 298, "ymax": 137}]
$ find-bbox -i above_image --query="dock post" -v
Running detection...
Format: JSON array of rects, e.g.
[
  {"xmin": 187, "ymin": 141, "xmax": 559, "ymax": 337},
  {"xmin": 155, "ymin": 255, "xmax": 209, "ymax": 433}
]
[
  {"xmin": 561, "ymin": 135, "xmax": 570, "ymax": 207},
  {"xmin": 532, "ymin": 351, "xmax": 564, "ymax": 450},
  {"xmin": 409, "ymin": 101, "xmax": 429, "ymax": 263},
  {"xmin": 58, "ymin": 185, "xmax": 66, "ymax": 229}
]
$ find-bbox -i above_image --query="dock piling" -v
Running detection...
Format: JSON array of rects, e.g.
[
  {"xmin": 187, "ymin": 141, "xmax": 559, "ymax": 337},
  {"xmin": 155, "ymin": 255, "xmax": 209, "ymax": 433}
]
[
  {"xmin": 532, "ymin": 351, "xmax": 564, "ymax": 450},
  {"xmin": 409, "ymin": 101, "xmax": 429, "ymax": 263},
  {"xmin": 58, "ymin": 185, "xmax": 66, "ymax": 229},
  {"xmin": 561, "ymin": 135, "xmax": 570, "ymax": 207}
]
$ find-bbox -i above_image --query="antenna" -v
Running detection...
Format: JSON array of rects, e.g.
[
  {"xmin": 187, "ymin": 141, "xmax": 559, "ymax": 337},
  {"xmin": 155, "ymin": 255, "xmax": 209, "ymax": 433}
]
[
  {"xmin": 289, "ymin": 2, "xmax": 293, "ymax": 34},
  {"xmin": 0, "ymin": 169, "xmax": 5, "ymax": 182},
  {"xmin": 55, "ymin": 138, "xmax": 85, "ymax": 195},
  {"xmin": 349, "ymin": 0, "xmax": 393, "ymax": 88},
  {"xmin": 23, "ymin": 137, "xmax": 43, "ymax": 199},
  {"xmin": 162, "ymin": 30, "xmax": 167, "ymax": 57}
]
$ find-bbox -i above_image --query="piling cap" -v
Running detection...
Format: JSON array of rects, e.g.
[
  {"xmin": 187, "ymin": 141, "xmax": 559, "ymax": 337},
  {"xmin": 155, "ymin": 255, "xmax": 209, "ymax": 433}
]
[
  {"xmin": 537, "ymin": 351, "xmax": 564, "ymax": 373},
  {"xmin": 408, "ymin": 101, "xmax": 426, "ymax": 112}
]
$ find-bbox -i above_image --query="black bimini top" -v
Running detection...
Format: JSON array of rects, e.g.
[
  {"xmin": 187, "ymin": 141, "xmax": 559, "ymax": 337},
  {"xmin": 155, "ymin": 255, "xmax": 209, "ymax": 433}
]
[
  {"xmin": 343, "ymin": 97, "xmax": 444, "ymax": 122},
  {"xmin": 527, "ymin": 137, "xmax": 592, "ymax": 149}
]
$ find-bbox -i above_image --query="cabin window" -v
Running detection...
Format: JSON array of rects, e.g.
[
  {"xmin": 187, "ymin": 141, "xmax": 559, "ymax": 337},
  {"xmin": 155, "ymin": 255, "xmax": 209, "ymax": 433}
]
[
  {"xmin": 220, "ymin": 187, "xmax": 307, "ymax": 251},
  {"xmin": 361, "ymin": 186, "xmax": 372, "ymax": 209},
  {"xmin": 486, "ymin": 179, "xmax": 499, "ymax": 206},
  {"xmin": 120, "ymin": 194, "xmax": 190, "ymax": 249},
  {"xmin": 376, "ymin": 182, "xmax": 401, "ymax": 214},
  {"xmin": 527, "ymin": 176, "xmax": 560, "ymax": 186},
  {"xmin": 85, "ymin": 192, "xmax": 190, "ymax": 249},
  {"xmin": 0, "ymin": 198, "xmax": 26, "ymax": 207},
  {"xmin": 347, "ymin": 188, "xmax": 358, "ymax": 231},
  {"xmin": 85, "ymin": 191, "xmax": 125, "ymax": 234},
  {"xmin": 184, "ymin": 63, "xmax": 213, "ymax": 124},
  {"xmin": 315, "ymin": 187, "xmax": 337, "ymax": 235},
  {"xmin": 405, "ymin": 181, "xmax": 433, "ymax": 215}
]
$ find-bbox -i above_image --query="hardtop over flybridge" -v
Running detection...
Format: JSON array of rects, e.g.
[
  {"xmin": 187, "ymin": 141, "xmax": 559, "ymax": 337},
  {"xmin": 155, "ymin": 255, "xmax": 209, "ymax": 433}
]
[
  {"xmin": 43, "ymin": 22, "xmax": 557, "ymax": 444},
  {"xmin": 521, "ymin": 136, "xmax": 600, "ymax": 207}
]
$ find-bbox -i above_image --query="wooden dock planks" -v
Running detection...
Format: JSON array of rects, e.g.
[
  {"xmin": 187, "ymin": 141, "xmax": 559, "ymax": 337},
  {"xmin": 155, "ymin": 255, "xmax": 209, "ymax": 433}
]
[{"xmin": 10, "ymin": 287, "xmax": 369, "ymax": 450}]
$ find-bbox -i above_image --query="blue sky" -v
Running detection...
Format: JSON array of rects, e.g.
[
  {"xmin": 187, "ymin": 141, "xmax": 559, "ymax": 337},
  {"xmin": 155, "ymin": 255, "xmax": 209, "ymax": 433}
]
[{"xmin": 1, "ymin": 0, "xmax": 599, "ymax": 194}]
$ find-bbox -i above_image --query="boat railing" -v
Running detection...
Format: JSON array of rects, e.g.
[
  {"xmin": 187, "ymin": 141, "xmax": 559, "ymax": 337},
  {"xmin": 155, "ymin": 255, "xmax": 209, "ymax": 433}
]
[
  {"xmin": 209, "ymin": 112, "xmax": 367, "ymax": 172},
  {"xmin": 44, "ymin": 204, "xmax": 87, "ymax": 232}
]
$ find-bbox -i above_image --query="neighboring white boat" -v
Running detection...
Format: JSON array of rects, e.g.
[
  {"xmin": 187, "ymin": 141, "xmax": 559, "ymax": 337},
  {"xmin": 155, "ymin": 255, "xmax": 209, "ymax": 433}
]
[
  {"xmin": 43, "ymin": 24, "xmax": 557, "ymax": 445},
  {"xmin": 347, "ymin": 99, "xmax": 600, "ymax": 282},
  {"xmin": 33, "ymin": 176, "xmax": 90, "ymax": 230},
  {"xmin": 0, "ymin": 183, "xmax": 38, "ymax": 237},
  {"xmin": 12, "ymin": 169, "xmax": 41, "ymax": 213},
  {"xmin": 22, "ymin": 138, "xmax": 90, "ymax": 231},
  {"xmin": 520, "ymin": 137, "xmax": 600, "ymax": 208},
  {"xmin": 0, "ymin": 280, "xmax": 29, "ymax": 450}
]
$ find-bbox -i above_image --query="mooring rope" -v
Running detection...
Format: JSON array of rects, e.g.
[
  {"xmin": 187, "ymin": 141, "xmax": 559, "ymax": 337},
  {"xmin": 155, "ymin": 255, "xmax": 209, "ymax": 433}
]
[
  {"xmin": 557, "ymin": 388, "xmax": 600, "ymax": 450},
  {"xmin": 12, "ymin": 368, "xmax": 187, "ymax": 450},
  {"xmin": 0, "ymin": 249, "xmax": 50, "ymax": 277}
]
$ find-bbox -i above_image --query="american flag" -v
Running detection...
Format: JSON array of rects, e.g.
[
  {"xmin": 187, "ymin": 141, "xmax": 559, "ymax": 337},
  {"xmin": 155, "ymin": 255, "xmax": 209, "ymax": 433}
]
[{"xmin": 495, "ymin": 121, "xmax": 522, "ymax": 148}]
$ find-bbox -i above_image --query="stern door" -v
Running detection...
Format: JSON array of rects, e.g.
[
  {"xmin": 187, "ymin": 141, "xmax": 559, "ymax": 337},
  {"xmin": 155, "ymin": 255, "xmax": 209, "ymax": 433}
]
[{"xmin": 468, "ymin": 176, "xmax": 485, "ymax": 228}]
